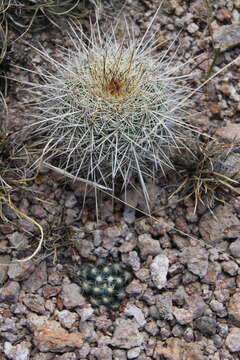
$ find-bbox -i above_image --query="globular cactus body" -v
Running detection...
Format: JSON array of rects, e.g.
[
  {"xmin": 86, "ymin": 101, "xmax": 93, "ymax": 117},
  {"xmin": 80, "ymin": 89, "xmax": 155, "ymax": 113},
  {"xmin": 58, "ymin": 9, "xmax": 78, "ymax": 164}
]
[
  {"xmin": 80, "ymin": 259, "xmax": 132, "ymax": 310},
  {"xmin": 29, "ymin": 17, "xmax": 195, "ymax": 198}
]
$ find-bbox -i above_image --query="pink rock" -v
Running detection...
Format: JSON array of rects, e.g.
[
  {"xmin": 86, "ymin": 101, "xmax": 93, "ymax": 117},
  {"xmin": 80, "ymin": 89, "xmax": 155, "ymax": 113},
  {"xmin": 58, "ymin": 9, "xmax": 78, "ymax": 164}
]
[
  {"xmin": 215, "ymin": 123, "xmax": 240, "ymax": 142},
  {"xmin": 30, "ymin": 317, "xmax": 84, "ymax": 352}
]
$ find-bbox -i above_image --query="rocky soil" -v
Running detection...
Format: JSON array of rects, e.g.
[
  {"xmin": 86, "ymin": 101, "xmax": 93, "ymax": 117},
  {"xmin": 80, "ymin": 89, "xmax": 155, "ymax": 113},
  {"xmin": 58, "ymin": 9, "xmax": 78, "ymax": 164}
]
[{"xmin": 0, "ymin": 0, "xmax": 240, "ymax": 359}]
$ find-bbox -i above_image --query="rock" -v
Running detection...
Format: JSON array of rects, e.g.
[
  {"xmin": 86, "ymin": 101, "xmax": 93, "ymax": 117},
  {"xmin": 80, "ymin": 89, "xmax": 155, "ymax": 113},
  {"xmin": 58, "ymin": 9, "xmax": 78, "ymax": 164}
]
[
  {"xmin": 194, "ymin": 316, "xmax": 217, "ymax": 336},
  {"xmin": 216, "ymin": 8, "xmax": 232, "ymax": 21},
  {"xmin": 181, "ymin": 246, "xmax": 208, "ymax": 278},
  {"xmin": 105, "ymin": 223, "xmax": 128, "ymax": 239},
  {"xmin": 31, "ymin": 204, "xmax": 47, "ymax": 218},
  {"xmin": 75, "ymin": 239, "xmax": 94, "ymax": 258},
  {"xmin": 27, "ymin": 313, "xmax": 49, "ymax": 328},
  {"xmin": 123, "ymin": 207, "xmax": 136, "ymax": 225},
  {"xmin": 48, "ymin": 271, "xmax": 62, "ymax": 286},
  {"xmin": 137, "ymin": 234, "xmax": 161, "ymax": 257},
  {"xmin": 32, "ymin": 352, "xmax": 55, "ymax": 359},
  {"xmin": 175, "ymin": 6, "xmax": 184, "ymax": 16},
  {"xmin": 215, "ymin": 123, "xmax": 240, "ymax": 142},
  {"xmin": 45, "ymin": 299, "xmax": 55, "ymax": 313},
  {"xmin": 173, "ymin": 307, "xmax": 193, "ymax": 325},
  {"xmin": 22, "ymin": 261, "xmax": 47, "ymax": 292},
  {"xmin": 126, "ymin": 279, "xmax": 144, "ymax": 295},
  {"xmin": 208, "ymin": 102, "xmax": 221, "ymax": 115},
  {"xmin": 142, "ymin": 288, "xmax": 155, "ymax": 305},
  {"xmin": 187, "ymin": 23, "xmax": 199, "ymax": 34},
  {"xmin": 7, "ymin": 232, "xmax": 29, "ymax": 249},
  {"xmin": 228, "ymin": 291, "xmax": 240, "ymax": 325},
  {"xmin": 135, "ymin": 268, "xmax": 150, "ymax": 282},
  {"xmin": 79, "ymin": 321, "xmax": 97, "ymax": 343},
  {"xmin": 124, "ymin": 304, "xmax": 146, "ymax": 327},
  {"xmin": 0, "ymin": 281, "xmax": 20, "ymax": 304},
  {"xmin": 156, "ymin": 292, "xmax": 173, "ymax": 320},
  {"xmin": 167, "ymin": 274, "xmax": 182, "ymax": 290},
  {"xmin": 135, "ymin": 216, "xmax": 174, "ymax": 237},
  {"xmin": 4, "ymin": 341, "xmax": 31, "ymax": 360},
  {"xmin": 173, "ymin": 293, "xmax": 206, "ymax": 325},
  {"xmin": 93, "ymin": 229, "xmax": 103, "ymax": 246},
  {"xmin": 221, "ymin": 261, "xmax": 238, "ymax": 276},
  {"xmin": 214, "ymin": 278, "xmax": 235, "ymax": 303},
  {"xmin": 202, "ymin": 262, "xmax": 221, "ymax": 285},
  {"xmin": 0, "ymin": 255, "xmax": 10, "ymax": 285},
  {"xmin": 172, "ymin": 325, "xmax": 183, "ymax": 338},
  {"xmin": 171, "ymin": 235, "xmax": 189, "ymax": 250},
  {"xmin": 95, "ymin": 315, "xmax": 112, "ymax": 331},
  {"xmin": 229, "ymin": 239, "xmax": 240, "ymax": 258},
  {"xmin": 213, "ymin": 25, "xmax": 240, "ymax": 52},
  {"xmin": 42, "ymin": 284, "xmax": 61, "ymax": 298},
  {"xmin": 145, "ymin": 320, "xmax": 159, "ymax": 336},
  {"xmin": 65, "ymin": 192, "xmax": 77, "ymax": 208},
  {"xmin": 199, "ymin": 204, "xmax": 239, "ymax": 245},
  {"xmin": 127, "ymin": 347, "xmax": 141, "ymax": 359},
  {"xmin": 77, "ymin": 342, "xmax": 90, "ymax": 358},
  {"xmin": 0, "ymin": 318, "xmax": 17, "ymax": 333},
  {"xmin": 55, "ymin": 353, "xmax": 76, "ymax": 360},
  {"xmin": 56, "ymin": 310, "xmax": 78, "ymax": 329},
  {"xmin": 154, "ymin": 338, "xmax": 205, "ymax": 360},
  {"xmin": 122, "ymin": 251, "xmax": 141, "ymax": 271},
  {"xmin": 226, "ymin": 327, "xmax": 240, "ymax": 352},
  {"xmin": 150, "ymin": 254, "xmax": 169, "ymax": 289},
  {"xmin": 112, "ymin": 349, "xmax": 127, "ymax": 360},
  {"xmin": 78, "ymin": 307, "xmax": 94, "ymax": 322},
  {"xmin": 111, "ymin": 319, "xmax": 143, "ymax": 349},
  {"xmin": 23, "ymin": 294, "xmax": 46, "ymax": 314},
  {"xmin": 11, "ymin": 303, "xmax": 27, "ymax": 315},
  {"xmin": 28, "ymin": 315, "xmax": 84, "ymax": 353},
  {"xmin": 210, "ymin": 299, "xmax": 227, "ymax": 317},
  {"xmin": 60, "ymin": 283, "xmax": 85, "ymax": 309},
  {"xmin": 8, "ymin": 261, "xmax": 36, "ymax": 281},
  {"xmin": 91, "ymin": 346, "xmax": 113, "ymax": 360},
  {"xmin": 173, "ymin": 286, "xmax": 186, "ymax": 306}
]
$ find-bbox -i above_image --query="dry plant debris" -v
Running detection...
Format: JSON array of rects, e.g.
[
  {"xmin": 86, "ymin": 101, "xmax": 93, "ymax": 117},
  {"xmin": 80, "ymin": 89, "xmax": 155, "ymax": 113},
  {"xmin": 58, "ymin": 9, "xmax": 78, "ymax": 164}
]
[{"xmin": 171, "ymin": 140, "xmax": 240, "ymax": 211}]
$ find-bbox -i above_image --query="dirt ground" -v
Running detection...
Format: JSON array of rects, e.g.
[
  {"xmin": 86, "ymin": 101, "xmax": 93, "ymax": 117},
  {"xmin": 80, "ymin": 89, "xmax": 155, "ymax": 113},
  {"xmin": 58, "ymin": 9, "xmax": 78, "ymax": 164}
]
[{"xmin": 0, "ymin": 0, "xmax": 240, "ymax": 359}]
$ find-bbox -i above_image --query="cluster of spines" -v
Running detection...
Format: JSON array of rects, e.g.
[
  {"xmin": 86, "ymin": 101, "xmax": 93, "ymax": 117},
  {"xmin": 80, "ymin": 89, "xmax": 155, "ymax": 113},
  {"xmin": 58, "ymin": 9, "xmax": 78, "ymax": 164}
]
[{"xmin": 81, "ymin": 259, "xmax": 132, "ymax": 310}]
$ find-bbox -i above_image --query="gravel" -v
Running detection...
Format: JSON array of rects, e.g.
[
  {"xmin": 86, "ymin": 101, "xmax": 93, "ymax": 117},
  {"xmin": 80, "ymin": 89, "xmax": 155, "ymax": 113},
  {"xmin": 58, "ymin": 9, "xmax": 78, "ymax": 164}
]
[{"xmin": 1, "ymin": 0, "xmax": 240, "ymax": 358}]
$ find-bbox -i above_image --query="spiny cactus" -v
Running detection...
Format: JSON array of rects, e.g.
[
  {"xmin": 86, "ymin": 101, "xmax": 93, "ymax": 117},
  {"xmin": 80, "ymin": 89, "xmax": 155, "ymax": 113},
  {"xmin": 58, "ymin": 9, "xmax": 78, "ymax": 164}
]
[
  {"xmin": 80, "ymin": 258, "xmax": 133, "ymax": 310},
  {"xmin": 28, "ymin": 16, "xmax": 196, "ymax": 202},
  {"xmin": 171, "ymin": 140, "xmax": 240, "ymax": 210}
]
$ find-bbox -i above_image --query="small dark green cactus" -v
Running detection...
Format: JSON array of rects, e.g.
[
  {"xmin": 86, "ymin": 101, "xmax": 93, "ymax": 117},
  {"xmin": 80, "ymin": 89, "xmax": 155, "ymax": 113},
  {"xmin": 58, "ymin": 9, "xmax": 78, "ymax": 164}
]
[{"xmin": 80, "ymin": 259, "xmax": 133, "ymax": 310}]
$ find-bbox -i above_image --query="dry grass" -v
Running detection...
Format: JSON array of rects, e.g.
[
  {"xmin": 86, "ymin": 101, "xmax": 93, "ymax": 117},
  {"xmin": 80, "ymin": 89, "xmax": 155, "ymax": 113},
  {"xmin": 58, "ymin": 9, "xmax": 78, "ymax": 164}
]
[
  {"xmin": 170, "ymin": 140, "xmax": 240, "ymax": 212},
  {"xmin": 0, "ymin": 131, "xmax": 44, "ymax": 264},
  {"xmin": 0, "ymin": 0, "xmax": 99, "ymax": 34}
]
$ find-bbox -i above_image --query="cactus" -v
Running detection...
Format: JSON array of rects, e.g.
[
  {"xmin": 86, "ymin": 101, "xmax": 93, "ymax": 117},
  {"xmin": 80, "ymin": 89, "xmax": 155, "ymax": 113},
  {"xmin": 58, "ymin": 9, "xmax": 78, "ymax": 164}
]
[
  {"xmin": 80, "ymin": 259, "xmax": 132, "ymax": 310},
  {"xmin": 28, "ymin": 17, "xmax": 196, "ymax": 202}
]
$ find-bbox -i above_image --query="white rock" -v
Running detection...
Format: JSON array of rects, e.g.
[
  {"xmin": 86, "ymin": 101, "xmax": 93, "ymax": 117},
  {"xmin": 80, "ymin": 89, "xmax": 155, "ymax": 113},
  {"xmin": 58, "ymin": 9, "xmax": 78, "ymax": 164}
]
[
  {"xmin": 226, "ymin": 327, "xmax": 240, "ymax": 352},
  {"xmin": 56, "ymin": 310, "xmax": 78, "ymax": 329},
  {"xmin": 79, "ymin": 307, "xmax": 94, "ymax": 322},
  {"xmin": 187, "ymin": 23, "xmax": 199, "ymax": 34},
  {"xmin": 124, "ymin": 304, "xmax": 146, "ymax": 327},
  {"xmin": 150, "ymin": 255, "xmax": 169, "ymax": 289},
  {"xmin": 127, "ymin": 346, "xmax": 141, "ymax": 359},
  {"xmin": 4, "ymin": 341, "xmax": 31, "ymax": 360}
]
